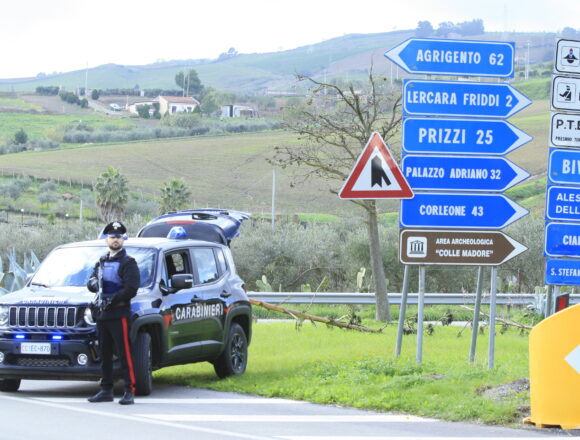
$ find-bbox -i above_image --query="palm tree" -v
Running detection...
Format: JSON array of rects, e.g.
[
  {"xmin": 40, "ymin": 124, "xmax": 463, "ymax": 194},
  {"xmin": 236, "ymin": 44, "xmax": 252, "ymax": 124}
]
[
  {"xmin": 94, "ymin": 167, "xmax": 128, "ymax": 222},
  {"xmin": 159, "ymin": 178, "xmax": 191, "ymax": 213}
]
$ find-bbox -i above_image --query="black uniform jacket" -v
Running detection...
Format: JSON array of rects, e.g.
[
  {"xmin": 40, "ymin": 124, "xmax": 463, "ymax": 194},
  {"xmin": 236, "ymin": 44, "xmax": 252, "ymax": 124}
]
[{"xmin": 87, "ymin": 248, "xmax": 140, "ymax": 320}]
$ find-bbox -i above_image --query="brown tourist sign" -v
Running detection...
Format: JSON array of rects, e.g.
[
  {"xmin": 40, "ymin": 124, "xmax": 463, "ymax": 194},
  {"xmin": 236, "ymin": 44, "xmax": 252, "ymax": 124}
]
[{"xmin": 399, "ymin": 229, "xmax": 527, "ymax": 266}]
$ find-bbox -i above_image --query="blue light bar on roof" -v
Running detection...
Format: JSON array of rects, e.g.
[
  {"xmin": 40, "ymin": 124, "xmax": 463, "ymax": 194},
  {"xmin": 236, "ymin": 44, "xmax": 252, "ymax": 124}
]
[{"xmin": 167, "ymin": 226, "xmax": 187, "ymax": 239}]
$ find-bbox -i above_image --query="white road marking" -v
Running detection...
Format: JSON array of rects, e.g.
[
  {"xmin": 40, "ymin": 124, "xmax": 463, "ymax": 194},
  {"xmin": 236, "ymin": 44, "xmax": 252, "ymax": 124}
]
[
  {"xmin": 140, "ymin": 414, "xmax": 436, "ymax": 423},
  {"xmin": 34, "ymin": 397, "xmax": 306, "ymax": 405},
  {"xmin": 0, "ymin": 393, "xmax": 273, "ymax": 440}
]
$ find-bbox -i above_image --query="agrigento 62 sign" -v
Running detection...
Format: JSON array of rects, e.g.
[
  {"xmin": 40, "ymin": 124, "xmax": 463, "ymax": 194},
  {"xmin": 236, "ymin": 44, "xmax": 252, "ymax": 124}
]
[{"xmin": 400, "ymin": 229, "xmax": 527, "ymax": 266}]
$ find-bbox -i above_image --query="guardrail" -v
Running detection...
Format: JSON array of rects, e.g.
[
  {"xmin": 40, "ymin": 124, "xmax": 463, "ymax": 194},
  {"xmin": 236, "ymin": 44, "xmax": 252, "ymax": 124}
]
[{"xmin": 248, "ymin": 292, "xmax": 580, "ymax": 306}]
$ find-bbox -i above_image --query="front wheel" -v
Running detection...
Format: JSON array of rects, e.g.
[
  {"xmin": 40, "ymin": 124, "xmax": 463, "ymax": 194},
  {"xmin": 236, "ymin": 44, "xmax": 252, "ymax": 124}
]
[
  {"xmin": 0, "ymin": 378, "xmax": 21, "ymax": 392},
  {"xmin": 132, "ymin": 331, "xmax": 153, "ymax": 396},
  {"xmin": 213, "ymin": 323, "xmax": 248, "ymax": 379}
]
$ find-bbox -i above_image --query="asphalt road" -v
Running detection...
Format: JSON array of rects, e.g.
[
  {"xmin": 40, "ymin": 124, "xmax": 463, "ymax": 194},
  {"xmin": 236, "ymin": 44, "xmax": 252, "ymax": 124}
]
[{"xmin": 0, "ymin": 380, "xmax": 574, "ymax": 440}]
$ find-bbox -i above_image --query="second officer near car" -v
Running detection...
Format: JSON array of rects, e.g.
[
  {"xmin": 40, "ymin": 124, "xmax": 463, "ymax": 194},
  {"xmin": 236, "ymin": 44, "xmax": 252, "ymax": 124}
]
[{"xmin": 87, "ymin": 221, "xmax": 140, "ymax": 405}]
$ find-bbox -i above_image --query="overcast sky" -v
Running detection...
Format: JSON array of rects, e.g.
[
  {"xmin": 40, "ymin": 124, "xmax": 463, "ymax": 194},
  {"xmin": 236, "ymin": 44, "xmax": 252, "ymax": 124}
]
[{"xmin": 0, "ymin": 0, "xmax": 578, "ymax": 78}]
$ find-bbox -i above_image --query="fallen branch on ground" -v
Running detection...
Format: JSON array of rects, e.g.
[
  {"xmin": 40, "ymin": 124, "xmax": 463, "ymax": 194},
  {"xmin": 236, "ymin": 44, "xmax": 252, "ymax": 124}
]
[
  {"xmin": 460, "ymin": 305, "xmax": 532, "ymax": 330},
  {"xmin": 249, "ymin": 298, "xmax": 385, "ymax": 333}
]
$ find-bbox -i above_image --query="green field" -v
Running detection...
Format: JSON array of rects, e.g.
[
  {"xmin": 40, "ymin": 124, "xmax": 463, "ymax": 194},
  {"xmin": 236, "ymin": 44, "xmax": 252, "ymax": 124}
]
[
  {"xmin": 0, "ymin": 131, "xmax": 365, "ymax": 215},
  {"xmin": 155, "ymin": 321, "xmax": 532, "ymax": 425},
  {"xmin": 0, "ymin": 98, "xmax": 42, "ymax": 112},
  {"xmin": 0, "ymin": 112, "xmax": 135, "ymax": 144}
]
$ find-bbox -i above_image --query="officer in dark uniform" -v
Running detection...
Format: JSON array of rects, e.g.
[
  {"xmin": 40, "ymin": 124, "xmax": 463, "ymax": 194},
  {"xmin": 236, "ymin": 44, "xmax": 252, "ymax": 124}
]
[{"xmin": 87, "ymin": 221, "xmax": 140, "ymax": 405}]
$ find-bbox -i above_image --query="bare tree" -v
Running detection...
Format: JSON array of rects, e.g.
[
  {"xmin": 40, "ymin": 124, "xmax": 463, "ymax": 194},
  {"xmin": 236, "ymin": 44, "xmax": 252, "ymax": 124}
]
[{"xmin": 270, "ymin": 69, "xmax": 402, "ymax": 322}]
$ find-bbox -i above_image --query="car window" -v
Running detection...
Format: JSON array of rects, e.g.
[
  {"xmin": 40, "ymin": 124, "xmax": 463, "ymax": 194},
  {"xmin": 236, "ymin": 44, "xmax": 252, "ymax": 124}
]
[
  {"xmin": 192, "ymin": 248, "xmax": 219, "ymax": 284},
  {"xmin": 216, "ymin": 248, "xmax": 228, "ymax": 274},
  {"xmin": 164, "ymin": 251, "xmax": 191, "ymax": 286},
  {"xmin": 31, "ymin": 246, "xmax": 156, "ymax": 288}
]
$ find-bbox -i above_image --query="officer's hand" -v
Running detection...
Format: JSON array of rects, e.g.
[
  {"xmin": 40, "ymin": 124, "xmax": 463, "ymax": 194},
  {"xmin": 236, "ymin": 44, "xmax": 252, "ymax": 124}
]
[{"xmin": 102, "ymin": 298, "xmax": 113, "ymax": 311}]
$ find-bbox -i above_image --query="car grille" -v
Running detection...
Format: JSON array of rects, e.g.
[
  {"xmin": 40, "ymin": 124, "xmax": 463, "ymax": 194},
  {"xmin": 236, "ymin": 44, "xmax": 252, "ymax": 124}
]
[
  {"xmin": 8, "ymin": 306, "xmax": 80, "ymax": 329},
  {"xmin": 13, "ymin": 355, "xmax": 71, "ymax": 368}
]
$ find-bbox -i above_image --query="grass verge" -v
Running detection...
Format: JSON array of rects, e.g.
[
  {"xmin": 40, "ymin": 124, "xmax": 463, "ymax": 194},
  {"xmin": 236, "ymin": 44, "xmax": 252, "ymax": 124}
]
[{"xmin": 154, "ymin": 322, "xmax": 530, "ymax": 425}]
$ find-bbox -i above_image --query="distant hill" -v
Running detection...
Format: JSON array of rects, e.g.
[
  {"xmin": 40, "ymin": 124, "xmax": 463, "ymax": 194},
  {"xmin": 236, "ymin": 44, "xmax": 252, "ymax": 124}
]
[{"xmin": 0, "ymin": 30, "xmax": 560, "ymax": 93}]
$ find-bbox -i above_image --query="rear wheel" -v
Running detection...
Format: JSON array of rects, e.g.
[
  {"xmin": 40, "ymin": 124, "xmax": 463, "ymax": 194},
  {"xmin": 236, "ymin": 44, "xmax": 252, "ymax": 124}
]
[
  {"xmin": 0, "ymin": 378, "xmax": 21, "ymax": 392},
  {"xmin": 133, "ymin": 332, "xmax": 153, "ymax": 396},
  {"xmin": 213, "ymin": 323, "xmax": 248, "ymax": 379}
]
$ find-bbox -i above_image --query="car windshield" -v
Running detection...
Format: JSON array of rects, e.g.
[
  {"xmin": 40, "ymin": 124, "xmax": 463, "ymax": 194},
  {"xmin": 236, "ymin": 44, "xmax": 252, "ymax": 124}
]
[{"xmin": 31, "ymin": 246, "xmax": 156, "ymax": 288}]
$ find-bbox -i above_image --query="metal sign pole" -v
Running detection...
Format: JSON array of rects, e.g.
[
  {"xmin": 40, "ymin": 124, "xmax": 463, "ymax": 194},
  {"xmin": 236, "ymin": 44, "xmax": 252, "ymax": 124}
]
[
  {"xmin": 395, "ymin": 265, "xmax": 411, "ymax": 357},
  {"xmin": 546, "ymin": 285, "xmax": 554, "ymax": 318},
  {"xmin": 488, "ymin": 266, "xmax": 498, "ymax": 369},
  {"xmin": 469, "ymin": 266, "xmax": 484, "ymax": 363},
  {"xmin": 416, "ymin": 265, "xmax": 426, "ymax": 364},
  {"xmin": 553, "ymin": 285, "xmax": 560, "ymax": 315}
]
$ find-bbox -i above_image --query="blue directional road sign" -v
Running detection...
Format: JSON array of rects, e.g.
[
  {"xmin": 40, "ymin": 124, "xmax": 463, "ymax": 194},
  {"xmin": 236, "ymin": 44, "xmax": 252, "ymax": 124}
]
[
  {"xmin": 549, "ymin": 148, "xmax": 580, "ymax": 185},
  {"xmin": 545, "ymin": 258, "xmax": 580, "ymax": 285},
  {"xmin": 402, "ymin": 118, "xmax": 532, "ymax": 155},
  {"xmin": 545, "ymin": 222, "xmax": 580, "ymax": 257},
  {"xmin": 385, "ymin": 38, "xmax": 515, "ymax": 77},
  {"xmin": 546, "ymin": 185, "xmax": 580, "ymax": 222},
  {"xmin": 400, "ymin": 193, "xmax": 528, "ymax": 229},
  {"xmin": 403, "ymin": 80, "xmax": 531, "ymax": 118},
  {"xmin": 402, "ymin": 155, "xmax": 529, "ymax": 192}
]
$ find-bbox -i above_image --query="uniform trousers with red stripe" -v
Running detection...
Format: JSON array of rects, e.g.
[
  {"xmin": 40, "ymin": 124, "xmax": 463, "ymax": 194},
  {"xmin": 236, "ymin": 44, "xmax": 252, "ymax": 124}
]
[{"xmin": 96, "ymin": 317, "xmax": 136, "ymax": 393}]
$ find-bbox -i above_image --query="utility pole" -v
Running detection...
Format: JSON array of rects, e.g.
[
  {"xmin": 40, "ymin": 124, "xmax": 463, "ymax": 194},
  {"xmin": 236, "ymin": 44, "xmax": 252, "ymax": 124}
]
[
  {"xmin": 525, "ymin": 41, "xmax": 530, "ymax": 81},
  {"xmin": 85, "ymin": 62, "xmax": 88, "ymax": 97},
  {"xmin": 271, "ymin": 169, "xmax": 276, "ymax": 232}
]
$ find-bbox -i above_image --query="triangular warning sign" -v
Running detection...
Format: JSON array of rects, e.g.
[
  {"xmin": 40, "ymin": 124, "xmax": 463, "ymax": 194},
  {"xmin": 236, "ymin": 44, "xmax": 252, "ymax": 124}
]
[{"xmin": 339, "ymin": 132, "xmax": 414, "ymax": 199}]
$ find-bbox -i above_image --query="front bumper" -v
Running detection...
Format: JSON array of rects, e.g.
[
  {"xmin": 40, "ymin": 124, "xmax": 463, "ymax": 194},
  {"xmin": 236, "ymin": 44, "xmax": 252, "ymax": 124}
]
[{"xmin": 0, "ymin": 338, "xmax": 121, "ymax": 381}]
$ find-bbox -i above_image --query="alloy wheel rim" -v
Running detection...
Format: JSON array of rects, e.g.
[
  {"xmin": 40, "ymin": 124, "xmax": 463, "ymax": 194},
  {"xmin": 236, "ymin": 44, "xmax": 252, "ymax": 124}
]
[{"xmin": 230, "ymin": 333, "xmax": 246, "ymax": 371}]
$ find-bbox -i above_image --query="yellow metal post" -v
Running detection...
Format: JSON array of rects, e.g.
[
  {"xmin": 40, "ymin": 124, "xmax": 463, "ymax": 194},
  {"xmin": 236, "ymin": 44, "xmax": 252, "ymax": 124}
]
[{"xmin": 525, "ymin": 304, "xmax": 580, "ymax": 430}]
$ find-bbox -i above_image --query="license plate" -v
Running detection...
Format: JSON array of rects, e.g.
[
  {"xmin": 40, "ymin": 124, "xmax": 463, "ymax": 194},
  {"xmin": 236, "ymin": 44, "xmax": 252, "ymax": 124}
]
[{"xmin": 20, "ymin": 342, "xmax": 51, "ymax": 355}]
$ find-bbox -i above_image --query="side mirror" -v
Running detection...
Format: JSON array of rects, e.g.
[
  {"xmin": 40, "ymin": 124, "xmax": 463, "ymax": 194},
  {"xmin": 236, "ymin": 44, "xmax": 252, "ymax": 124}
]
[
  {"xmin": 170, "ymin": 274, "xmax": 194, "ymax": 291},
  {"xmin": 159, "ymin": 279, "xmax": 173, "ymax": 295}
]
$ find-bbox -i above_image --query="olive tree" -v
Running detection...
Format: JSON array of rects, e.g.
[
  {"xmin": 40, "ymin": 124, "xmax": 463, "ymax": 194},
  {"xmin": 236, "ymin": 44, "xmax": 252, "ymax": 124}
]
[{"xmin": 270, "ymin": 69, "xmax": 402, "ymax": 321}]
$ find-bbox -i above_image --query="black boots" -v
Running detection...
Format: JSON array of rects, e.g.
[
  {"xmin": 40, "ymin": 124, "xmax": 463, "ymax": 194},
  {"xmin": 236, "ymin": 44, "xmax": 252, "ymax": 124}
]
[
  {"xmin": 87, "ymin": 389, "xmax": 114, "ymax": 402},
  {"xmin": 88, "ymin": 389, "xmax": 134, "ymax": 404},
  {"xmin": 118, "ymin": 391, "xmax": 134, "ymax": 405}
]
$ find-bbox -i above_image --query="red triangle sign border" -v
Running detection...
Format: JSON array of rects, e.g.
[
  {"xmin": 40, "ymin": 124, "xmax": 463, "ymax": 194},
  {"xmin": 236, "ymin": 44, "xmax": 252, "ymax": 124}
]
[{"xmin": 339, "ymin": 132, "xmax": 414, "ymax": 200}]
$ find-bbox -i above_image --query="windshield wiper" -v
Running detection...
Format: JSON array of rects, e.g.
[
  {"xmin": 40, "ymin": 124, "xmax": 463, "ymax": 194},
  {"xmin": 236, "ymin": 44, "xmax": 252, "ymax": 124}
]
[{"xmin": 30, "ymin": 282, "xmax": 50, "ymax": 288}]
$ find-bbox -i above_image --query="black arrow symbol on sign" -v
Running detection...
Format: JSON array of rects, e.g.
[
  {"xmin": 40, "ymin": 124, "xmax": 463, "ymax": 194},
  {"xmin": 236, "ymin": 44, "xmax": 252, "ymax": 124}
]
[{"xmin": 371, "ymin": 156, "xmax": 391, "ymax": 187}]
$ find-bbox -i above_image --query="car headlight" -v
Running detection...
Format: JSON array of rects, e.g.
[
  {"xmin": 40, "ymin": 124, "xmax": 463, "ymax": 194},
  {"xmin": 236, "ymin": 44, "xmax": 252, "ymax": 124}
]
[
  {"xmin": 83, "ymin": 307, "xmax": 95, "ymax": 326},
  {"xmin": 0, "ymin": 306, "xmax": 8, "ymax": 327}
]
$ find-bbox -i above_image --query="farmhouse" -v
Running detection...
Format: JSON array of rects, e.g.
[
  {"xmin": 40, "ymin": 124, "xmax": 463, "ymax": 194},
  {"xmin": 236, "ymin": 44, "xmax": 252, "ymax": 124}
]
[{"xmin": 158, "ymin": 96, "xmax": 200, "ymax": 114}]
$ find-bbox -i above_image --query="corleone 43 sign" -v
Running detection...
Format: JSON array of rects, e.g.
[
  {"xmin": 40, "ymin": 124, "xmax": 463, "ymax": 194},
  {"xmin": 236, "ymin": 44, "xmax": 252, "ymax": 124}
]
[{"xmin": 400, "ymin": 229, "xmax": 527, "ymax": 265}]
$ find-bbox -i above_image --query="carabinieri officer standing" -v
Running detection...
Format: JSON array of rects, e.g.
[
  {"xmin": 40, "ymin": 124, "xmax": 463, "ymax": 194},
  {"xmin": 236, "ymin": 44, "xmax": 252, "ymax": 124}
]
[{"xmin": 87, "ymin": 221, "xmax": 140, "ymax": 405}]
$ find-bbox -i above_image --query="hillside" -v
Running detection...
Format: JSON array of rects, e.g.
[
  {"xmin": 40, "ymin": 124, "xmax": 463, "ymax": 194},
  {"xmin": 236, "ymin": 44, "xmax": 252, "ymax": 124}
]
[
  {"xmin": 0, "ymin": 30, "xmax": 559, "ymax": 93},
  {"xmin": 0, "ymin": 97, "xmax": 550, "ymax": 216}
]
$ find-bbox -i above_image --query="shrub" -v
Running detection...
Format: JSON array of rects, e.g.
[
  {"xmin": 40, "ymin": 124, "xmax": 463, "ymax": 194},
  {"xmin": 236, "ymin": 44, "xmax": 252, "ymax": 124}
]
[
  {"xmin": 36, "ymin": 86, "xmax": 59, "ymax": 96},
  {"xmin": 137, "ymin": 104, "xmax": 151, "ymax": 119},
  {"xmin": 13, "ymin": 129, "xmax": 28, "ymax": 145}
]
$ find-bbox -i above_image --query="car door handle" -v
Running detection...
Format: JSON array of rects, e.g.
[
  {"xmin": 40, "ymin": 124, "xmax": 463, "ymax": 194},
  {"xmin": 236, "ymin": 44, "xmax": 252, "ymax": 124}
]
[
  {"xmin": 220, "ymin": 290, "xmax": 232, "ymax": 298},
  {"xmin": 191, "ymin": 294, "xmax": 199, "ymax": 300}
]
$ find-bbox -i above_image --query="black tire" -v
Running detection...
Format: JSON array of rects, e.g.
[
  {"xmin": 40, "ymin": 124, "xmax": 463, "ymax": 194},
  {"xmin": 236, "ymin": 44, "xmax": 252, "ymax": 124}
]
[
  {"xmin": 132, "ymin": 331, "xmax": 153, "ymax": 396},
  {"xmin": 0, "ymin": 379, "xmax": 21, "ymax": 392},
  {"xmin": 213, "ymin": 322, "xmax": 248, "ymax": 379}
]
